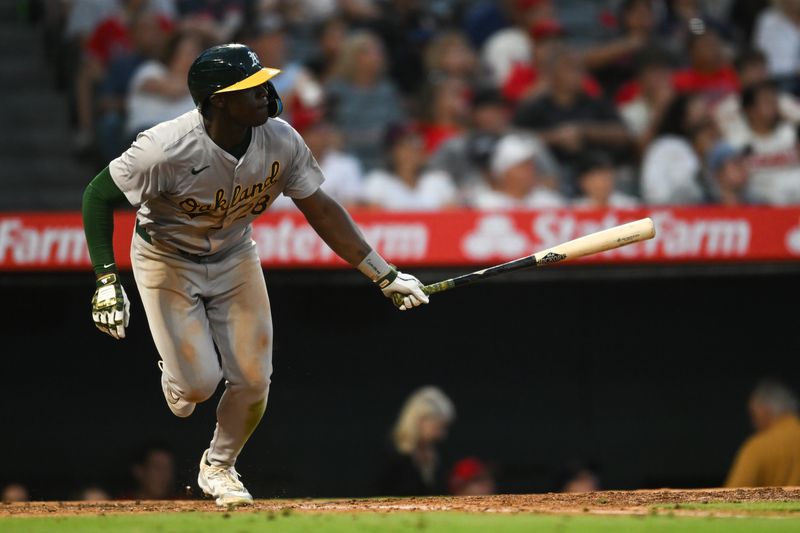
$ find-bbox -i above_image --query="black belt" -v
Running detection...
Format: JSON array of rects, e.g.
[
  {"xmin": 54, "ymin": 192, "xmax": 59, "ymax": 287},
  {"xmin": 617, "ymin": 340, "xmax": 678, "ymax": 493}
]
[
  {"xmin": 134, "ymin": 219, "xmax": 153, "ymax": 245},
  {"xmin": 135, "ymin": 220, "xmax": 224, "ymax": 264}
]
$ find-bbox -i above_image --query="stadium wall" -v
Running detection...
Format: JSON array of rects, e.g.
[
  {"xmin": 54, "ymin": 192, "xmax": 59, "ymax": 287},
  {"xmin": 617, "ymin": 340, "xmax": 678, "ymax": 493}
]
[{"xmin": 1, "ymin": 266, "xmax": 799, "ymax": 499}]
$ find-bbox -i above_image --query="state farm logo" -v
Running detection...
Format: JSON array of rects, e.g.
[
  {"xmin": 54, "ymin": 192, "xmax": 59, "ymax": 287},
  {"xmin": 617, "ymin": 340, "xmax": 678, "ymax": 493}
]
[
  {"xmin": 252, "ymin": 216, "xmax": 429, "ymax": 263},
  {"xmin": 786, "ymin": 219, "xmax": 800, "ymax": 255},
  {"xmin": 461, "ymin": 211, "xmax": 754, "ymax": 262},
  {"xmin": 0, "ymin": 218, "xmax": 89, "ymax": 266},
  {"xmin": 462, "ymin": 215, "xmax": 530, "ymax": 260}
]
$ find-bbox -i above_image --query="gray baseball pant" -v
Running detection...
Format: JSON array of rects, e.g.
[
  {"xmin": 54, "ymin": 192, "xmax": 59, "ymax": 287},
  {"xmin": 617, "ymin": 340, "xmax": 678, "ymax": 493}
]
[{"xmin": 131, "ymin": 233, "xmax": 273, "ymax": 467}]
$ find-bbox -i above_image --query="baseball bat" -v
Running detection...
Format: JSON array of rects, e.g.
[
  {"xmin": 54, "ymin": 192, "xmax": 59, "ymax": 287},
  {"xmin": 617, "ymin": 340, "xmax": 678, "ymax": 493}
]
[{"xmin": 392, "ymin": 217, "xmax": 656, "ymax": 307}]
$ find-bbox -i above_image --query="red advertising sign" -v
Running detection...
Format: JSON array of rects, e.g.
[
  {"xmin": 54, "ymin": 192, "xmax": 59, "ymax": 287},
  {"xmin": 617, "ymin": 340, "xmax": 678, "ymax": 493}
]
[{"xmin": 1, "ymin": 207, "xmax": 799, "ymax": 271}]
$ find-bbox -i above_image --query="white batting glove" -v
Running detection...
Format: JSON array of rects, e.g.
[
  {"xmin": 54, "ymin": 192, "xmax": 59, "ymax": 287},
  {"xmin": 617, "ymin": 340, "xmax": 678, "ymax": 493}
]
[
  {"xmin": 377, "ymin": 267, "xmax": 429, "ymax": 311},
  {"xmin": 91, "ymin": 273, "xmax": 131, "ymax": 339}
]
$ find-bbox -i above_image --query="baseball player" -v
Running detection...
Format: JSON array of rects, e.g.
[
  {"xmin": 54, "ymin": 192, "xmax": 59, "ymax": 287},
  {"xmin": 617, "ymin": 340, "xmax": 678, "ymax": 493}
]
[{"xmin": 81, "ymin": 44, "xmax": 429, "ymax": 506}]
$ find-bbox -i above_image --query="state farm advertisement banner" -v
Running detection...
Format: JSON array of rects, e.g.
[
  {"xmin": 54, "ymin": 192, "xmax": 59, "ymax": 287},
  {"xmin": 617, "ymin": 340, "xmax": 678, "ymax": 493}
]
[{"xmin": 1, "ymin": 208, "xmax": 800, "ymax": 271}]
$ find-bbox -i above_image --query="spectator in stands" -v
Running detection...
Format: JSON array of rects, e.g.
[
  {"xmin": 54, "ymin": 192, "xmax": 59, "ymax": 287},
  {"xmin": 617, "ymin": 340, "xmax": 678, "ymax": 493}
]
[
  {"xmin": 726, "ymin": 379, "xmax": 800, "ymax": 487},
  {"xmin": 63, "ymin": 0, "xmax": 133, "ymax": 46},
  {"xmin": 128, "ymin": 444, "xmax": 178, "ymax": 500},
  {"xmin": 96, "ymin": 10, "xmax": 173, "ymax": 160},
  {"xmin": 715, "ymin": 48, "xmax": 800, "ymax": 146},
  {"xmin": 242, "ymin": 15, "xmax": 323, "ymax": 126},
  {"xmin": 513, "ymin": 45, "xmax": 632, "ymax": 187},
  {"xmin": 641, "ymin": 93, "xmax": 709, "ymax": 204},
  {"xmin": 271, "ymin": 116, "xmax": 365, "ymax": 210},
  {"xmin": 327, "ymin": 31, "xmax": 406, "ymax": 171},
  {"xmin": 617, "ymin": 47, "xmax": 676, "ymax": 153},
  {"xmin": 729, "ymin": 0, "xmax": 771, "ymax": 45},
  {"xmin": 363, "ymin": 123, "xmax": 457, "ymax": 210},
  {"xmin": 672, "ymin": 27, "xmax": 739, "ymax": 98},
  {"xmin": 305, "ymin": 17, "xmax": 349, "ymax": 85},
  {"xmin": 462, "ymin": 0, "xmax": 514, "ymax": 50},
  {"xmin": 502, "ymin": 18, "xmax": 603, "ymax": 106},
  {"xmin": 177, "ymin": 0, "xmax": 244, "ymax": 44},
  {"xmin": 705, "ymin": 142, "xmax": 753, "ymax": 205},
  {"xmin": 1, "ymin": 483, "xmax": 29, "ymax": 502},
  {"xmin": 424, "ymin": 31, "xmax": 478, "ymax": 85},
  {"xmin": 377, "ymin": 386, "xmax": 455, "ymax": 496},
  {"xmin": 429, "ymin": 88, "xmax": 517, "ymax": 190},
  {"xmin": 582, "ymin": 0, "xmax": 657, "ymax": 97},
  {"xmin": 573, "ymin": 152, "xmax": 638, "ymax": 208},
  {"xmin": 753, "ymin": 0, "xmax": 800, "ymax": 83},
  {"xmin": 368, "ymin": 0, "xmax": 438, "ymax": 96},
  {"xmin": 301, "ymin": 118, "xmax": 365, "ymax": 208},
  {"xmin": 692, "ymin": 114, "xmax": 724, "ymax": 171},
  {"xmin": 71, "ymin": 0, "xmax": 175, "ymax": 153},
  {"xmin": 659, "ymin": 0, "xmax": 732, "ymax": 56},
  {"xmin": 417, "ymin": 78, "xmax": 470, "ymax": 154},
  {"xmin": 78, "ymin": 486, "xmax": 111, "ymax": 501},
  {"xmin": 736, "ymin": 81, "xmax": 800, "ymax": 204},
  {"xmin": 480, "ymin": 0, "xmax": 555, "ymax": 86},
  {"xmin": 470, "ymin": 133, "xmax": 565, "ymax": 209},
  {"xmin": 124, "ymin": 31, "xmax": 201, "ymax": 140},
  {"xmin": 560, "ymin": 462, "xmax": 601, "ymax": 493},
  {"xmin": 449, "ymin": 457, "xmax": 496, "ymax": 496}
]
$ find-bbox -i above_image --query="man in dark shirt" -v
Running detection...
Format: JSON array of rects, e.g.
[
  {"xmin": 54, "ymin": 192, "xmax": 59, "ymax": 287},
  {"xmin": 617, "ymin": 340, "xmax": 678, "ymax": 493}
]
[{"xmin": 513, "ymin": 45, "xmax": 632, "ymax": 192}]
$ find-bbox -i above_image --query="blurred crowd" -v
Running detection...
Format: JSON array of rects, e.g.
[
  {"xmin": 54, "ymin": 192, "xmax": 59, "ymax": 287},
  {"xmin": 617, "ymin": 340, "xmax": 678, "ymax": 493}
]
[
  {"xmin": 5, "ymin": 379, "xmax": 800, "ymax": 502},
  {"xmin": 32, "ymin": 0, "xmax": 800, "ymax": 209}
]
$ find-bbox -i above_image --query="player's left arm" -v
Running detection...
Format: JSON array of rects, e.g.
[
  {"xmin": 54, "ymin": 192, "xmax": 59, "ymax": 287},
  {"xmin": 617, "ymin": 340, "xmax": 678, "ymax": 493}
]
[{"xmin": 293, "ymin": 188, "xmax": 429, "ymax": 310}]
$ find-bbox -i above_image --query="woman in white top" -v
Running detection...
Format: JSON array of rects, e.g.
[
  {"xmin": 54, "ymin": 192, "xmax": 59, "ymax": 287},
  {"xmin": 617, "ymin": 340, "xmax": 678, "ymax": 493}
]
[
  {"xmin": 641, "ymin": 93, "xmax": 708, "ymax": 205},
  {"xmin": 753, "ymin": 1, "xmax": 800, "ymax": 78},
  {"xmin": 363, "ymin": 124, "xmax": 457, "ymax": 210},
  {"xmin": 125, "ymin": 32, "xmax": 202, "ymax": 139}
]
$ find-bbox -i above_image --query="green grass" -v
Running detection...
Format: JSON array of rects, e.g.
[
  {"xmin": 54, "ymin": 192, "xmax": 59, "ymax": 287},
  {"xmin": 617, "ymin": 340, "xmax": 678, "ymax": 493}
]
[
  {"xmin": 2, "ymin": 511, "xmax": 800, "ymax": 533},
  {"xmin": 656, "ymin": 501, "xmax": 800, "ymax": 513}
]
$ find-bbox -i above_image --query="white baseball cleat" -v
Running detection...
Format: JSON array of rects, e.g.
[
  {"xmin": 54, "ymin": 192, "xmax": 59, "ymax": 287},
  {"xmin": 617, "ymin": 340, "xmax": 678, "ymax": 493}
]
[
  {"xmin": 197, "ymin": 449, "xmax": 254, "ymax": 507},
  {"xmin": 157, "ymin": 360, "xmax": 195, "ymax": 418}
]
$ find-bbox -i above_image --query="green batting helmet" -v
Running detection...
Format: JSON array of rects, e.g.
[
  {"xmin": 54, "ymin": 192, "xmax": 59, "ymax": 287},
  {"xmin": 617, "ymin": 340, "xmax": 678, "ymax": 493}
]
[{"xmin": 188, "ymin": 43, "xmax": 283, "ymax": 116}]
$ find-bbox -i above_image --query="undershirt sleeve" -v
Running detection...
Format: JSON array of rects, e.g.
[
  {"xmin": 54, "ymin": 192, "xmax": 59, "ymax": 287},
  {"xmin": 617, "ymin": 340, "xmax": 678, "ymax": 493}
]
[{"xmin": 82, "ymin": 166, "xmax": 130, "ymax": 276}]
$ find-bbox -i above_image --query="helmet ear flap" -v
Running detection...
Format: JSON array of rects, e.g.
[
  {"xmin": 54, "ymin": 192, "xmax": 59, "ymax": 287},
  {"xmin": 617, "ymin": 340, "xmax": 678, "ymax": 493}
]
[{"xmin": 266, "ymin": 81, "xmax": 283, "ymax": 118}]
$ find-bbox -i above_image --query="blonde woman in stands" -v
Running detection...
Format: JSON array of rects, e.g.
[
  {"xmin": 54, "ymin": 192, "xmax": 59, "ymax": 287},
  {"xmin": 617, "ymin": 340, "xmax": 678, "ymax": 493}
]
[{"xmin": 376, "ymin": 386, "xmax": 456, "ymax": 496}]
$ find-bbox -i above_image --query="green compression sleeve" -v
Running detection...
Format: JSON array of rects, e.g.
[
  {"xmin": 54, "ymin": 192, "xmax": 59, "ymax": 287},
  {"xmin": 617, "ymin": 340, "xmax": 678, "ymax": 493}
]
[{"xmin": 82, "ymin": 166, "xmax": 129, "ymax": 276}]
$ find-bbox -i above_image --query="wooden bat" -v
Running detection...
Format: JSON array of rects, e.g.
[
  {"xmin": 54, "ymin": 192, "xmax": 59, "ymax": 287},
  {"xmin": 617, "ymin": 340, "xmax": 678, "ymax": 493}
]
[{"xmin": 392, "ymin": 217, "xmax": 656, "ymax": 307}]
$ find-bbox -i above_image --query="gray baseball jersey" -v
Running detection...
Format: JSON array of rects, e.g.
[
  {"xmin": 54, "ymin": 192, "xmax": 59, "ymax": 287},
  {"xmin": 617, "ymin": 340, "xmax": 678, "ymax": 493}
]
[{"xmin": 110, "ymin": 108, "xmax": 324, "ymax": 255}]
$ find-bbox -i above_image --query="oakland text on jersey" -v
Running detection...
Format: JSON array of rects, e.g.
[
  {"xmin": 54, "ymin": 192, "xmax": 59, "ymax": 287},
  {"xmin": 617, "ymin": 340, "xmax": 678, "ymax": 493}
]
[{"xmin": 179, "ymin": 160, "xmax": 281, "ymax": 219}]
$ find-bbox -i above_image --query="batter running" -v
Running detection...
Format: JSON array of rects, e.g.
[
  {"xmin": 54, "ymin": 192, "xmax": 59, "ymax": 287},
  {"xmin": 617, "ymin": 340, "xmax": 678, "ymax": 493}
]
[{"xmin": 81, "ymin": 44, "xmax": 429, "ymax": 506}]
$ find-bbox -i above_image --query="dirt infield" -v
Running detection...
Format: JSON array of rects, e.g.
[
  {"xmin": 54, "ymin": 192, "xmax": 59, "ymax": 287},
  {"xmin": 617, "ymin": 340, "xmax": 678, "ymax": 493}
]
[{"xmin": 3, "ymin": 487, "xmax": 800, "ymax": 518}]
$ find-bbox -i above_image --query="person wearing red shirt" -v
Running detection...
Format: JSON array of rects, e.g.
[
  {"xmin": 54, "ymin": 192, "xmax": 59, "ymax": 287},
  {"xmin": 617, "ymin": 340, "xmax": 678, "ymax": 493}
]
[
  {"xmin": 502, "ymin": 19, "xmax": 601, "ymax": 106},
  {"xmin": 418, "ymin": 77, "xmax": 470, "ymax": 154},
  {"xmin": 672, "ymin": 28, "xmax": 739, "ymax": 98},
  {"xmin": 74, "ymin": 3, "xmax": 174, "ymax": 154}
]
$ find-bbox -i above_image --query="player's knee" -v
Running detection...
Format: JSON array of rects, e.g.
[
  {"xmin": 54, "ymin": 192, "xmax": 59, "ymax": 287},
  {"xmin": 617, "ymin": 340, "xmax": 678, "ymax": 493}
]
[
  {"xmin": 243, "ymin": 375, "xmax": 270, "ymax": 396},
  {"xmin": 183, "ymin": 373, "xmax": 222, "ymax": 403},
  {"xmin": 229, "ymin": 373, "xmax": 270, "ymax": 398},
  {"xmin": 238, "ymin": 357, "xmax": 272, "ymax": 394}
]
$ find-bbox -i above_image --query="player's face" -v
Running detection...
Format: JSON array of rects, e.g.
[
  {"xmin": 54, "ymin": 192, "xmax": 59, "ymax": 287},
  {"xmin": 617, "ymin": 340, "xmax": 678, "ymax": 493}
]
[{"xmin": 221, "ymin": 84, "xmax": 271, "ymax": 127}]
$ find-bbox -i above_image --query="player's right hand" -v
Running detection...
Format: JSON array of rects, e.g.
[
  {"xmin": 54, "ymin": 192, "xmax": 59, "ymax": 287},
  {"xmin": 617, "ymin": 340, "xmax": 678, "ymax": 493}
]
[
  {"xmin": 378, "ymin": 267, "xmax": 429, "ymax": 311},
  {"xmin": 91, "ymin": 273, "xmax": 131, "ymax": 339}
]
